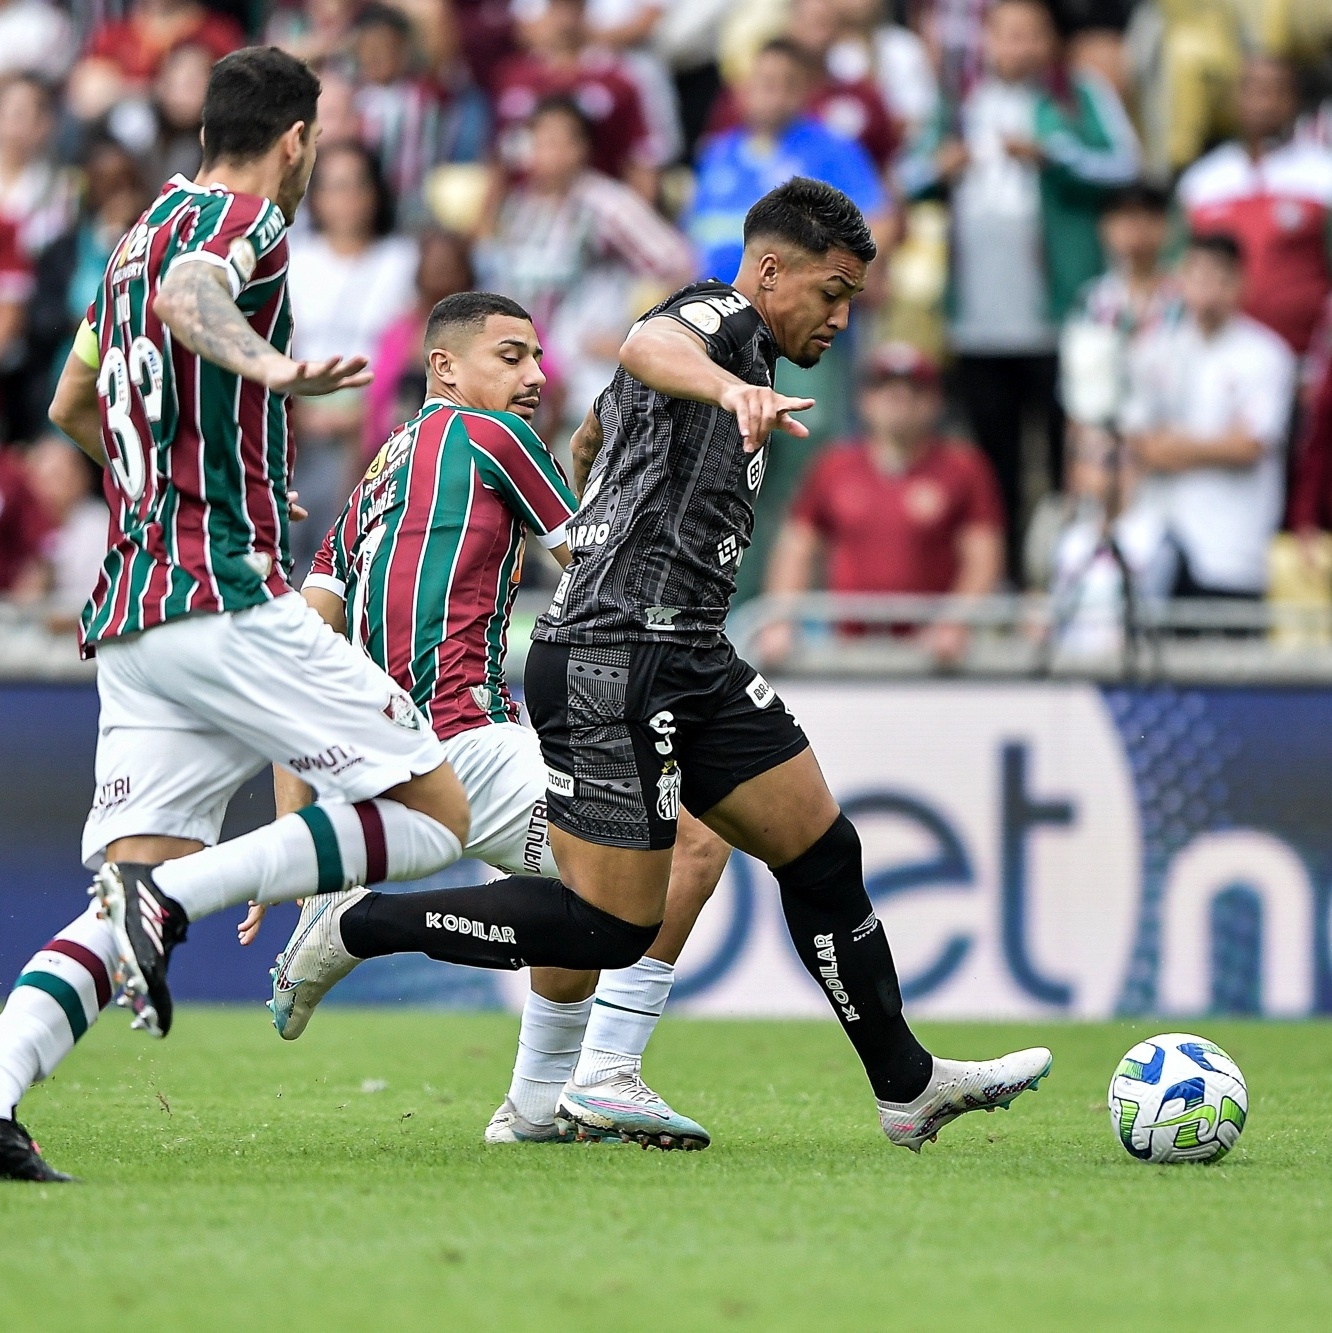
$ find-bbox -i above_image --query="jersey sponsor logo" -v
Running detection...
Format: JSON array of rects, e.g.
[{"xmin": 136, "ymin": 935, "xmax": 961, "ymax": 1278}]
[
  {"xmin": 242, "ymin": 551, "xmax": 273, "ymax": 580},
  {"xmin": 645, "ymin": 605, "xmax": 681, "ymax": 626},
  {"xmin": 746, "ymin": 674, "xmax": 776, "ymax": 709},
  {"xmin": 92, "ymin": 774, "xmax": 132, "ymax": 813},
  {"xmin": 424, "ymin": 911, "xmax": 517, "ymax": 943},
  {"xmin": 288, "ymin": 744, "xmax": 366, "ymax": 776},
  {"xmin": 747, "ymin": 448, "xmax": 768, "ymax": 493},
  {"xmin": 568, "ymin": 521, "xmax": 611, "ymax": 548},
  {"xmin": 717, "ymin": 534, "xmax": 741, "ymax": 567},
  {"xmin": 648, "ymin": 709, "xmax": 676, "ymax": 756},
  {"xmin": 112, "ymin": 222, "xmax": 150, "ymax": 284},
  {"xmin": 362, "ymin": 478, "xmax": 399, "ymax": 527},
  {"xmin": 524, "ymin": 799, "xmax": 548, "ymax": 874},
  {"xmin": 656, "ymin": 761, "xmax": 681, "ymax": 821},
  {"xmin": 547, "ymin": 767, "xmax": 574, "ymax": 798},
  {"xmin": 813, "ymin": 932, "xmax": 859, "ymax": 1022},
  {"xmin": 228, "ymin": 237, "xmax": 257, "ymax": 284},
  {"xmin": 364, "ymin": 427, "xmax": 412, "ymax": 484},
  {"xmin": 383, "ymin": 690, "xmax": 423, "ymax": 731}
]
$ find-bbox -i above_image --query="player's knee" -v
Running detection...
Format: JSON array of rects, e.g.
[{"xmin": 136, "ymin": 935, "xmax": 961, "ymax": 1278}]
[
  {"xmin": 771, "ymin": 812, "xmax": 862, "ymax": 902},
  {"xmin": 567, "ymin": 891, "xmax": 662, "ymax": 969}
]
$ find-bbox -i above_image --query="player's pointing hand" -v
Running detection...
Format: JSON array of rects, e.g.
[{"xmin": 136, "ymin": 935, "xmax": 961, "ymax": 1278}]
[
  {"xmin": 719, "ymin": 385, "xmax": 816, "ymax": 453},
  {"xmin": 267, "ymin": 354, "xmax": 374, "ymax": 397}
]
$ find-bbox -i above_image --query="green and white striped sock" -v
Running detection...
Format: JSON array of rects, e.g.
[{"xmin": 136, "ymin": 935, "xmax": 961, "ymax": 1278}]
[
  {"xmin": 153, "ymin": 801, "xmax": 462, "ymax": 922},
  {"xmin": 0, "ymin": 904, "xmax": 118, "ymax": 1120}
]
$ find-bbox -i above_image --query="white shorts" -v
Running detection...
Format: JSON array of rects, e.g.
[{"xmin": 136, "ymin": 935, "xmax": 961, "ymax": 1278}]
[
  {"xmin": 441, "ymin": 723, "xmax": 558, "ymax": 879},
  {"xmin": 81, "ymin": 594, "xmax": 446, "ymax": 867}
]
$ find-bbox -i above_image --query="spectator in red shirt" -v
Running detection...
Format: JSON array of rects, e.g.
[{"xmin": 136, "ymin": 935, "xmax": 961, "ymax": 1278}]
[
  {"xmin": 69, "ymin": 0, "xmax": 243, "ymax": 125},
  {"xmin": 1176, "ymin": 56, "xmax": 1332, "ymax": 358},
  {"xmin": 492, "ymin": 0, "xmax": 662, "ymax": 196},
  {"xmin": 1289, "ymin": 353, "xmax": 1332, "ymax": 538},
  {"xmin": 0, "ymin": 445, "xmax": 50, "ymax": 599},
  {"xmin": 763, "ymin": 343, "xmax": 1005, "ymax": 665}
]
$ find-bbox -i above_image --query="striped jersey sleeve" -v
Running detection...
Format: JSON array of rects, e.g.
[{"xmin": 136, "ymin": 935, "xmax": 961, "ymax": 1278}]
[
  {"xmin": 167, "ymin": 191, "xmax": 288, "ymax": 299},
  {"xmin": 465, "ymin": 410, "xmax": 576, "ymax": 547},
  {"xmin": 306, "ymin": 497, "xmax": 356, "ymax": 599}
]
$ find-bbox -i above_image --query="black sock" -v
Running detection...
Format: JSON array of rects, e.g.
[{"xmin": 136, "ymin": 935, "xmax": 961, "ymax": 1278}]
[
  {"xmin": 340, "ymin": 875, "xmax": 661, "ymax": 972},
  {"xmin": 774, "ymin": 814, "xmax": 933, "ymax": 1103}
]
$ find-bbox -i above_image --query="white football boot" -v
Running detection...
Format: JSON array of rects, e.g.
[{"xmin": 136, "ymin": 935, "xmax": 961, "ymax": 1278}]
[
  {"xmin": 268, "ymin": 889, "xmax": 368, "ymax": 1040},
  {"xmin": 557, "ymin": 1068, "xmax": 711, "ymax": 1150},
  {"xmin": 483, "ymin": 1098, "xmax": 571, "ymax": 1145},
  {"xmin": 878, "ymin": 1047, "xmax": 1053, "ymax": 1152}
]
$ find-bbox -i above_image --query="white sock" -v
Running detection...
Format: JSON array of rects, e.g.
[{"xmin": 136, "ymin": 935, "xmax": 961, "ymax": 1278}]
[
  {"xmin": 0, "ymin": 904, "xmax": 118, "ymax": 1119},
  {"xmin": 154, "ymin": 800, "xmax": 462, "ymax": 921},
  {"xmin": 573, "ymin": 957, "xmax": 675, "ymax": 1086},
  {"xmin": 507, "ymin": 992, "xmax": 593, "ymax": 1126}
]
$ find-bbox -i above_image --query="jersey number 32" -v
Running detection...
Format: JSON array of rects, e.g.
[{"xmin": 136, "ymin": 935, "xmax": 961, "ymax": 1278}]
[{"xmin": 97, "ymin": 335, "xmax": 164, "ymax": 502}]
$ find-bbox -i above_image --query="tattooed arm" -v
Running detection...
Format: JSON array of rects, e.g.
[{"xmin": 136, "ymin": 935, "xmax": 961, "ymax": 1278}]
[
  {"xmin": 569, "ymin": 405, "xmax": 604, "ymax": 500},
  {"xmin": 153, "ymin": 260, "xmax": 373, "ymax": 396}
]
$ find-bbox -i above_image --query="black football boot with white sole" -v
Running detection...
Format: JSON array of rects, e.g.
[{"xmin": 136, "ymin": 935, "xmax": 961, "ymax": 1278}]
[
  {"xmin": 91, "ymin": 862, "xmax": 188, "ymax": 1038},
  {"xmin": 0, "ymin": 1119, "xmax": 74, "ymax": 1182}
]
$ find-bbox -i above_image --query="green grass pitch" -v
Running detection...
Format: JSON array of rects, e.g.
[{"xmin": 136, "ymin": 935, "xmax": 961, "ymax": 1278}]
[{"xmin": 0, "ymin": 1010, "xmax": 1328, "ymax": 1331}]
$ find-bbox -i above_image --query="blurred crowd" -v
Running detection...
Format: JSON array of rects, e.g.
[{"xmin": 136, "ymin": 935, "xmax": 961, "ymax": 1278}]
[{"xmin": 2, "ymin": 0, "xmax": 1332, "ymax": 667}]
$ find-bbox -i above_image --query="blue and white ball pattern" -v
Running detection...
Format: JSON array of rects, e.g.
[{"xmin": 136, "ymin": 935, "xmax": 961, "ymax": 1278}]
[{"xmin": 1108, "ymin": 1032, "xmax": 1247, "ymax": 1164}]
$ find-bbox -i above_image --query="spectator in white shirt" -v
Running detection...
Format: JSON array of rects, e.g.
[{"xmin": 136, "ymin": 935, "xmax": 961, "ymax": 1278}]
[{"xmin": 1123, "ymin": 233, "xmax": 1297, "ymax": 599}]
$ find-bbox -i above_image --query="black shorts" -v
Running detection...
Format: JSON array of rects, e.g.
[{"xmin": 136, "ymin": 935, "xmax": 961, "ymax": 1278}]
[{"xmin": 524, "ymin": 638, "xmax": 810, "ymax": 850}]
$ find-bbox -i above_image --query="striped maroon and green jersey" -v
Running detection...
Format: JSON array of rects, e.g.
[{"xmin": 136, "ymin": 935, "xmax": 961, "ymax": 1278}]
[
  {"xmin": 306, "ymin": 400, "xmax": 575, "ymax": 741},
  {"xmin": 79, "ymin": 174, "xmax": 294, "ymax": 657}
]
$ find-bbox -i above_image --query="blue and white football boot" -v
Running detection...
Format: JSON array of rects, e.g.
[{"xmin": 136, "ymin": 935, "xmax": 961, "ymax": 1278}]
[
  {"xmin": 877, "ymin": 1047, "xmax": 1053, "ymax": 1152},
  {"xmin": 268, "ymin": 889, "xmax": 367, "ymax": 1039},
  {"xmin": 557, "ymin": 1069, "xmax": 711, "ymax": 1150}
]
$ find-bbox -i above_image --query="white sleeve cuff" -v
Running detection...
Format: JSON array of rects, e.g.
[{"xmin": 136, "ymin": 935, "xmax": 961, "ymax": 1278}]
[
  {"xmin": 165, "ymin": 250, "xmax": 243, "ymax": 300},
  {"xmin": 536, "ymin": 522, "xmax": 568, "ymax": 550},
  {"xmin": 302, "ymin": 571, "xmax": 347, "ymax": 599}
]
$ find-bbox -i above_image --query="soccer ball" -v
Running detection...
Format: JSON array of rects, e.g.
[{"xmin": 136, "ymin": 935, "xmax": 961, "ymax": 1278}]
[{"xmin": 1107, "ymin": 1032, "xmax": 1248, "ymax": 1164}]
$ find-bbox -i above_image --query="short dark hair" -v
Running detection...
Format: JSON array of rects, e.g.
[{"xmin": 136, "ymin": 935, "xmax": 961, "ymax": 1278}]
[
  {"xmin": 201, "ymin": 47, "xmax": 320, "ymax": 168},
  {"xmin": 425, "ymin": 291, "xmax": 533, "ymax": 351},
  {"xmin": 743, "ymin": 176, "xmax": 878, "ymax": 264},
  {"xmin": 310, "ymin": 140, "xmax": 396, "ymax": 237},
  {"xmin": 530, "ymin": 93, "xmax": 595, "ymax": 147},
  {"xmin": 1186, "ymin": 231, "xmax": 1244, "ymax": 267},
  {"xmin": 352, "ymin": 2, "xmax": 413, "ymax": 36},
  {"xmin": 1103, "ymin": 181, "xmax": 1171, "ymax": 216}
]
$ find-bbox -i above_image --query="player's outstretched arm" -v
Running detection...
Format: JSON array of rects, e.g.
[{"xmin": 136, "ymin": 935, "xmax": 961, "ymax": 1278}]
[
  {"xmin": 153, "ymin": 261, "xmax": 373, "ymax": 397},
  {"xmin": 620, "ymin": 317, "xmax": 813, "ymax": 453},
  {"xmin": 49, "ymin": 348, "xmax": 106, "ymax": 464}
]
